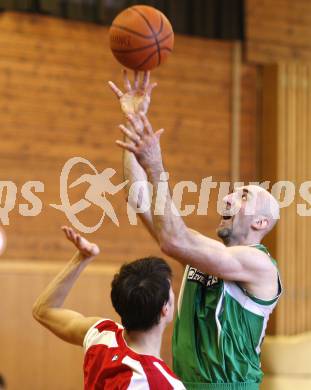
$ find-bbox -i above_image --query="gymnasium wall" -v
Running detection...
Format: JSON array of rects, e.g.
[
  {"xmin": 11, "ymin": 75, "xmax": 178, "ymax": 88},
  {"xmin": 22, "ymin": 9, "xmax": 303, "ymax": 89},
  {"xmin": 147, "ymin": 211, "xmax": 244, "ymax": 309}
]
[
  {"xmin": 246, "ymin": 0, "xmax": 311, "ymax": 339},
  {"xmin": 0, "ymin": 12, "xmax": 258, "ymax": 390},
  {"xmin": 246, "ymin": 0, "xmax": 311, "ymax": 63},
  {"xmin": 261, "ymin": 64, "xmax": 311, "ymax": 336}
]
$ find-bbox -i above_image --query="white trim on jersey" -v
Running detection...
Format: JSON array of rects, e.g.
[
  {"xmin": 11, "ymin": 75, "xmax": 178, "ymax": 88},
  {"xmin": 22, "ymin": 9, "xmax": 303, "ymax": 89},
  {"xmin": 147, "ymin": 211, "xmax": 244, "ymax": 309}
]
[
  {"xmin": 224, "ymin": 281, "xmax": 280, "ymax": 316},
  {"xmin": 224, "ymin": 281, "xmax": 281, "ymax": 354},
  {"xmin": 83, "ymin": 319, "xmax": 186, "ymax": 389},
  {"xmin": 83, "ymin": 319, "xmax": 123, "ymax": 352},
  {"xmin": 177, "ymin": 265, "xmax": 190, "ymax": 317},
  {"xmin": 153, "ymin": 362, "xmax": 186, "ymax": 389},
  {"xmin": 215, "ymin": 289, "xmax": 225, "ymax": 345},
  {"xmin": 122, "ymin": 356, "xmax": 150, "ymax": 390},
  {"xmin": 255, "ymin": 315, "xmax": 269, "ymax": 354},
  {"xmin": 224, "ymin": 282, "xmax": 265, "ymax": 316}
]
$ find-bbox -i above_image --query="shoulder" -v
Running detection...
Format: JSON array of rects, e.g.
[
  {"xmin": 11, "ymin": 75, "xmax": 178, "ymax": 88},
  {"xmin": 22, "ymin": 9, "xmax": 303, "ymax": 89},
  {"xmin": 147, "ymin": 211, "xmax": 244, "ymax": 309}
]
[
  {"xmin": 227, "ymin": 245, "xmax": 276, "ymax": 272},
  {"xmin": 223, "ymin": 245, "xmax": 278, "ymax": 286},
  {"xmin": 227, "ymin": 245, "xmax": 280, "ymax": 296},
  {"xmin": 83, "ymin": 319, "xmax": 123, "ymax": 351}
]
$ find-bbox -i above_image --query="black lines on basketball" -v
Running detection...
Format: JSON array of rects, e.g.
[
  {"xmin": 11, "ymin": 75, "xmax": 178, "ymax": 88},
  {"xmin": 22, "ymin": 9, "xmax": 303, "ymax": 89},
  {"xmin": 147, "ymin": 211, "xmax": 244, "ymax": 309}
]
[
  {"xmin": 111, "ymin": 24, "xmax": 154, "ymax": 40},
  {"xmin": 135, "ymin": 48, "xmax": 159, "ymax": 70},
  {"xmin": 111, "ymin": 32, "xmax": 174, "ymax": 54},
  {"xmin": 109, "ymin": 6, "xmax": 174, "ymax": 71},
  {"xmin": 156, "ymin": 14, "xmax": 164, "ymax": 36},
  {"xmin": 135, "ymin": 46, "xmax": 173, "ymax": 71},
  {"xmin": 131, "ymin": 7, "xmax": 161, "ymax": 66}
]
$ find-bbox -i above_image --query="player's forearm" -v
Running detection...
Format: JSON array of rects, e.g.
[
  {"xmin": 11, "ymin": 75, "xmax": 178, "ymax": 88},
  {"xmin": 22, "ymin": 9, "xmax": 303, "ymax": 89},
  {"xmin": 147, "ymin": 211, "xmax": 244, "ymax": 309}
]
[
  {"xmin": 32, "ymin": 252, "xmax": 88, "ymax": 319},
  {"xmin": 123, "ymin": 120, "xmax": 156, "ymax": 236},
  {"xmin": 146, "ymin": 163, "xmax": 188, "ymax": 252},
  {"xmin": 123, "ymin": 148, "xmax": 148, "ymax": 196},
  {"xmin": 123, "ymin": 120, "xmax": 149, "ymax": 193},
  {"xmin": 146, "ymin": 182, "xmax": 233, "ymax": 273}
]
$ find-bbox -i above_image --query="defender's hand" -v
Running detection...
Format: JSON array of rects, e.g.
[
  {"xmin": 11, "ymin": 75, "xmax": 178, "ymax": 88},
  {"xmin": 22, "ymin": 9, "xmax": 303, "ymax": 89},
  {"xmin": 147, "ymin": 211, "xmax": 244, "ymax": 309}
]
[
  {"xmin": 108, "ymin": 70, "xmax": 157, "ymax": 116},
  {"xmin": 62, "ymin": 226, "xmax": 100, "ymax": 259}
]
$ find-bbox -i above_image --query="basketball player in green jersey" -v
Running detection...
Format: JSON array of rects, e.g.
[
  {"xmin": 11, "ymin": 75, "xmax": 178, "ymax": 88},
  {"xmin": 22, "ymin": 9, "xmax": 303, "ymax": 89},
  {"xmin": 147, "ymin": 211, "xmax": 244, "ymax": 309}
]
[{"xmin": 110, "ymin": 71, "xmax": 282, "ymax": 390}]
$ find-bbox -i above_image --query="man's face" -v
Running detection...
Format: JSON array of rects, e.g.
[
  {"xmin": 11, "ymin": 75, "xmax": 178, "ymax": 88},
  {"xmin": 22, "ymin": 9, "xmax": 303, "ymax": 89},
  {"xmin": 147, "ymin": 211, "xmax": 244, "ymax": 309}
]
[{"xmin": 217, "ymin": 187, "xmax": 258, "ymax": 246}]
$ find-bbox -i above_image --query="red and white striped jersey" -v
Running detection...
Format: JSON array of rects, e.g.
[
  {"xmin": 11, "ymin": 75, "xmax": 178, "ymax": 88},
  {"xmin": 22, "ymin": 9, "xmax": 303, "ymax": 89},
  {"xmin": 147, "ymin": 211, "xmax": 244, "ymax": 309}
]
[{"xmin": 83, "ymin": 319, "xmax": 185, "ymax": 390}]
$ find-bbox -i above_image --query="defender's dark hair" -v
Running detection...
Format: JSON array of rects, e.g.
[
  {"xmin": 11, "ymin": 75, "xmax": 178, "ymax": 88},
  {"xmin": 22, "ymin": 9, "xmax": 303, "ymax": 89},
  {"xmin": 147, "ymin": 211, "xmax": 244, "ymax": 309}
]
[{"xmin": 111, "ymin": 257, "xmax": 172, "ymax": 331}]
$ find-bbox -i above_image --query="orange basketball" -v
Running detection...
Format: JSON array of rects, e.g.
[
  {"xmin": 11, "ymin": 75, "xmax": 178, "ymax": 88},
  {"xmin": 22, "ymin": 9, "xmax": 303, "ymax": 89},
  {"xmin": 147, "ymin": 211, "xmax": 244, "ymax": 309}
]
[{"xmin": 109, "ymin": 5, "xmax": 174, "ymax": 71}]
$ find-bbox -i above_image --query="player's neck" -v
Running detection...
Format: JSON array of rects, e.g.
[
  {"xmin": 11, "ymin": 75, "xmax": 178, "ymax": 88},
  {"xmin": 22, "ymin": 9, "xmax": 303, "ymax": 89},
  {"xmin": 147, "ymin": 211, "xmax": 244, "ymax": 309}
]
[
  {"xmin": 240, "ymin": 232, "xmax": 263, "ymax": 246},
  {"xmin": 225, "ymin": 232, "xmax": 262, "ymax": 246},
  {"xmin": 124, "ymin": 325, "xmax": 164, "ymax": 359}
]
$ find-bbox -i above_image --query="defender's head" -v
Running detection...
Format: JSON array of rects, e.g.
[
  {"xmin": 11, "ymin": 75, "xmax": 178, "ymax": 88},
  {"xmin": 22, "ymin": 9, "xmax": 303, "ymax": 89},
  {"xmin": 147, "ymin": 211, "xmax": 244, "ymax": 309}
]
[
  {"xmin": 111, "ymin": 257, "xmax": 174, "ymax": 332},
  {"xmin": 217, "ymin": 185, "xmax": 280, "ymax": 246}
]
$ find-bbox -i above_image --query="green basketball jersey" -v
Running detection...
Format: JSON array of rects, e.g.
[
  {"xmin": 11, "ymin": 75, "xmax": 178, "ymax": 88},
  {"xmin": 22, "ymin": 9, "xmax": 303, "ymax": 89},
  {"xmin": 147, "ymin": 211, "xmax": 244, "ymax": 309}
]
[{"xmin": 172, "ymin": 244, "xmax": 282, "ymax": 390}]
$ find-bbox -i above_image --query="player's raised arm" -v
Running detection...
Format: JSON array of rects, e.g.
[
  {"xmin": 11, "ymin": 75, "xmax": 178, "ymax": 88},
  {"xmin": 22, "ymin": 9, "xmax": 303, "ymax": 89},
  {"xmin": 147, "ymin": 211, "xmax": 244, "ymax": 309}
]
[
  {"xmin": 116, "ymin": 114, "xmax": 278, "ymax": 287},
  {"xmin": 109, "ymin": 70, "xmax": 158, "ymax": 239},
  {"xmin": 32, "ymin": 227, "xmax": 101, "ymax": 346}
]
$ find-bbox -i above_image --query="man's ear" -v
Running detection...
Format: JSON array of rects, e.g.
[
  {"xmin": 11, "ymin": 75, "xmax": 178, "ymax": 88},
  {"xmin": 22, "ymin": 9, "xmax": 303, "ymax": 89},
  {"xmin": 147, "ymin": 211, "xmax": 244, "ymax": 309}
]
[
  {"xmin": 251, "ymin": 216, "xmax": 268, "ymax": 231},
  {"xmin": 161, "ymin": 302, "xmax": 169, "ymax": 318}
]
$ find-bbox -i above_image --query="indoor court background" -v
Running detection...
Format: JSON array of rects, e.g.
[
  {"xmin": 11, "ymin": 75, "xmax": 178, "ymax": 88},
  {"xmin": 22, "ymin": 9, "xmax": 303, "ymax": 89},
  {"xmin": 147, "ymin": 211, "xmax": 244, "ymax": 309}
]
[{"xmin": 0, "ymin": 1, "xmax": 310, "ymax": 389}]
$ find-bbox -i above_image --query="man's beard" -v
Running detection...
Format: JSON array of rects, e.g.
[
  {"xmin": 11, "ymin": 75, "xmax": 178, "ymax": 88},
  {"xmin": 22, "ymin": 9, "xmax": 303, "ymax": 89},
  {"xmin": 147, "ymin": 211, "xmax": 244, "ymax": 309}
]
[{"xmin": 217, "ymin": 227, "xmax": 233, "ymax": 246}]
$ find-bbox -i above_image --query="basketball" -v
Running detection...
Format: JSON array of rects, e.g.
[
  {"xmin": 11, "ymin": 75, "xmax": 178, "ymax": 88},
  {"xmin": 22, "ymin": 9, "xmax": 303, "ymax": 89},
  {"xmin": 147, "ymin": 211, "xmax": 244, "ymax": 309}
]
[{"xmin": 109, "ymin": 5, "xmax": 174, "ymax": 71}]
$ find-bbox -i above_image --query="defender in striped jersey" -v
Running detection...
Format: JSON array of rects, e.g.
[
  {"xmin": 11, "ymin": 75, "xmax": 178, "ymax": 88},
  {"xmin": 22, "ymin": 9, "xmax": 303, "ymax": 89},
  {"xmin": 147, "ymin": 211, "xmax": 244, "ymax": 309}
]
[
  {"xmin": 84, "ymin": 319, "xmax": 184, "ymax": 389},
  {"xmin": 33, "ymin": 226, "xmax": 185, "ymax": 389}
]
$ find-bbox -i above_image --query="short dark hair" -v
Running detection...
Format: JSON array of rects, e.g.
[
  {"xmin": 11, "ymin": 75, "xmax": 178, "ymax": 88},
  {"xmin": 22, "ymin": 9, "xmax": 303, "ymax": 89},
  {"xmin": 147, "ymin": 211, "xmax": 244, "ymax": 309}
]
[{"xmin": 111, "ymin": 257, "xmax": 172, "ymax": 331}]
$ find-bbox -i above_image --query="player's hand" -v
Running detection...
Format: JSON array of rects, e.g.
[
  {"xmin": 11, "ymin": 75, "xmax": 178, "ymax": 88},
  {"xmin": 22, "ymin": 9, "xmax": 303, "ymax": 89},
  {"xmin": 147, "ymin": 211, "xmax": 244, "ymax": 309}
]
[
  {"xmin": 116, "ymin": 113, "xmax": 164, "ymax": 170},
  {"xmin": 108, "ymin": 70, "xmax": 157, "ymax": 116},
  {"xmin": 62, "ymin": 226, "xmax": 100, "ymax": 260}
]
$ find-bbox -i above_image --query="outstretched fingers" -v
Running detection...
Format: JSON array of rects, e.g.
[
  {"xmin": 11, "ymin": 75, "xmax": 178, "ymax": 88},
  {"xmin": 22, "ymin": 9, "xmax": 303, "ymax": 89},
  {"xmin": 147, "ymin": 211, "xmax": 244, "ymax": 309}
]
[
  {"xmin": 108, "ymin": 81, "xmax": 123, "ymax": 99},
  {"xmin": 77, "ymin": 235, "xmax": 83, "ymax": 245},
  {"xmin": 62, "ymin": 226, "xmax": 99, "ymax": 257},
  {"xmin": 123, "ymin": 69, "xmax": 132, "ymax": 92},
  {"xmin": 116, "ymin": 140, "xmax": 137, "ymax": 154},
  {"xmin": 62, "ymin": 226, "xmax": 77, "ymax": 244},
  {"xmin": 71, "ymin": 229, "xmax": 80, "ymax": 245},
  {"xmin": 134, "ymin": 71, "xmax": 139, "ymax": 89},
  {"xmin": 155, "ymin": 128, "xmax": 165, "ymax": 140},
  {"xmin": 62, "ymin": 226, "xmax": 71, "ymax": 241},
  {"xmin": 141, "ymin": 71, "xmax": 150, "ymax": 90},
  {"xmin": 119, "ymin": 124, "xmax": 141, "ymax": 144},
  {"xmin": 76, "ymin": 235, "xmax": 87, "ymax": 252},
  {"xmin": 126, "ymin": 114, "xmax": 143, "ymax": 135},
  {"xmin": 139, "ymin": 113, "xmax": 153, "ymax": 135},
  {"xmin": 146, "ymin": 82, "xmax": 157, "ymax": 97}
]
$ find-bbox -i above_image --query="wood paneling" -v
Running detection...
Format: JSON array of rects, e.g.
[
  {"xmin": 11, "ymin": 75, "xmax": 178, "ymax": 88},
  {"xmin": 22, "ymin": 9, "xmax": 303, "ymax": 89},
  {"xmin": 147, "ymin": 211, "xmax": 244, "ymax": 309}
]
[
  {"xmin": 0, "ymin": 258, "xmax": 184, "ymax": 390},
  {"xmin": 231, "ymin": 42, "xmax": 242, "ymax": 183},
  {"xmin": 262, "ymin": 63, "xmax": 311, "ymax": 335},
  {"xmin": 240, "ymin": 63, "xmax": 259, "ymax": 181},
  {"xmin": 0, "ymin": 11, "xmax": 258, "ymax": 390},
  {"xmin": 0, "ymin": 11, "xmax": 236, "ymax": 263},
  {"xmin": 246, "ymin": 0, "xmax": 311, "ymax": 64},
  {"xmin": 0, "ymin": 261, "xmax": 118, "ymax": 390}
]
